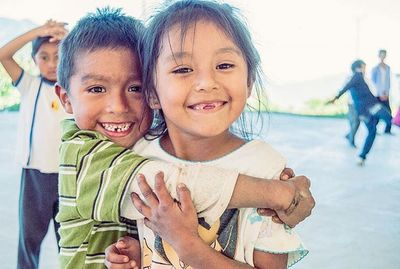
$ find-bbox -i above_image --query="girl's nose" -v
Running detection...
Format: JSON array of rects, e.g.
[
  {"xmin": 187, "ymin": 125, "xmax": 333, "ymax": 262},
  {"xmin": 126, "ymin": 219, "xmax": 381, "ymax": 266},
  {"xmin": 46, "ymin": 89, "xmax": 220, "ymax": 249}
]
[{"xmin": 194, "ymin": 70, "xmax": 219, "ymax": 92}]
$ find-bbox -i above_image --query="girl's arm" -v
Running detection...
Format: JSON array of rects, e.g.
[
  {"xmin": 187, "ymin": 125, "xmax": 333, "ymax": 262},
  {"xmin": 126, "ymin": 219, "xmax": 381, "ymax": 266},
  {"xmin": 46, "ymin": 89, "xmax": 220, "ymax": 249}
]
[{"xmin": 0, "ymin": 20, "xmax": 67, "ymax": 83}]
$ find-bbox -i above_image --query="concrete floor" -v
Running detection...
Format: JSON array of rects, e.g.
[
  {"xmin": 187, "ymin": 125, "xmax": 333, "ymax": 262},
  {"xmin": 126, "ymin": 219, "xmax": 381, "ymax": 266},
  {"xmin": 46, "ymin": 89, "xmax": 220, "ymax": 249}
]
[{"xmin": 0, "ymin": 111, "xmax": 399, "ymax": 269}]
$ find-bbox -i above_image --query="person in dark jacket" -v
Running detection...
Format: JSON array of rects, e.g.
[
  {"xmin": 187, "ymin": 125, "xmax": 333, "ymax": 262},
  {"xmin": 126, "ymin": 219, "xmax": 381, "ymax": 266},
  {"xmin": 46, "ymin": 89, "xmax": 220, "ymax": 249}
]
[{"xmin": 328, "ymin": 60, "xmax": 392, "ymax": 166}]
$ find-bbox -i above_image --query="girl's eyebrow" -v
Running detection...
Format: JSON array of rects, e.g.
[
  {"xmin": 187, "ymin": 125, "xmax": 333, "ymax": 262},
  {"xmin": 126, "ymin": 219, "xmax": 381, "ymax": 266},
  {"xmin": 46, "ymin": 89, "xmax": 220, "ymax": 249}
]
[
  {"xmin": 215, "ymin": 47, "xmax": 241, "ymax": 56},
  {"xmin": 165, "ymin": 47, "xmax": 241, "ymax": 63}
]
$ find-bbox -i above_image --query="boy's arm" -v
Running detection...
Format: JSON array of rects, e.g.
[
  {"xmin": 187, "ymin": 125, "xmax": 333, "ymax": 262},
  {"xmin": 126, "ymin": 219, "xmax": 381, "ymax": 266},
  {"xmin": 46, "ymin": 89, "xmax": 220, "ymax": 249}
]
[
  {"xmin": 0, "ymin": 20, "xmax": 67, "ymax": 83},
  {"xmin": 131, "ymin": 176, "xmax": 285, "ymax": 269}
]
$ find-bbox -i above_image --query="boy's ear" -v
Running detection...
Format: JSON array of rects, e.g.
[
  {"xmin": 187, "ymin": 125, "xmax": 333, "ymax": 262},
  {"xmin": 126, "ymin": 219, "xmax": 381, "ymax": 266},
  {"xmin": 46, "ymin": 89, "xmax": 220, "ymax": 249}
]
[
  {"xmin": 55, "ymin": 84, "xmax": 73, "ymax": 114},
  {"xmin": 149, "ymin": 94, "xmax": 161, "ymax": 109}
]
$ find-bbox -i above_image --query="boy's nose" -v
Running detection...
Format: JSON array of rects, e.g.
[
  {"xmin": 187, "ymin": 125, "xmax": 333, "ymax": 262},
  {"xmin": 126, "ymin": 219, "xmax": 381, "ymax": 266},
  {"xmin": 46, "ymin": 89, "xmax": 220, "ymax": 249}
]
[{"xmin": 107, "ymin": 92, "xmax": 129, "ymax": 114}]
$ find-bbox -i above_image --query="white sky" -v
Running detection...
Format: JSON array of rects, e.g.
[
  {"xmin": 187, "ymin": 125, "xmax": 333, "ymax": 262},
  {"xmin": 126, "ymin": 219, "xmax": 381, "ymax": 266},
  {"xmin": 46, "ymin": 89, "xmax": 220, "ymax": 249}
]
[{"xmin": 1, "ymin": 0, "xmax": 400, "ymax": 85}]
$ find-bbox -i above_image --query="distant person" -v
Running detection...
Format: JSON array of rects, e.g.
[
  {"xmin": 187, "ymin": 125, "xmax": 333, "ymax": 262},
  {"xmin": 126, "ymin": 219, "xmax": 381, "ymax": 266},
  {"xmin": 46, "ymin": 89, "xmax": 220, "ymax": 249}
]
[
  {"xmin": 337, "ymin": 75, "xmax": 360, "ymax": 148},
  {"xmin": 328, "ymin": 60, "xmax": 392, "ymax": 166},
  {"xmin": 0, "ymin": 20, "xmax": 69, "ymax": 268},
  {"xmin": 393, "ymin": 74, "xmax": 400, "ymax": 127},
  {"xmin": 371, "ymin": 49, "xmax": 393, "ymax": 133}
]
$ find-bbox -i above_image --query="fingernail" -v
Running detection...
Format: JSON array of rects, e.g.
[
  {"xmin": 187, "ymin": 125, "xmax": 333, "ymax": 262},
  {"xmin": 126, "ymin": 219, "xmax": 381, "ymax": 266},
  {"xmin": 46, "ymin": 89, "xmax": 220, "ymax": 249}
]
[{"xmin": 178, "ymin": 183, "xmax": 186, "ymax": 189}]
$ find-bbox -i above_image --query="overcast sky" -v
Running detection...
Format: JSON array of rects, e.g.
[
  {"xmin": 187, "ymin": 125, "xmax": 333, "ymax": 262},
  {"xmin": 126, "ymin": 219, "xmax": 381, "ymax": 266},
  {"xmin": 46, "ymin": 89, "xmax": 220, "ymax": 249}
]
[{"xmin": 1, "ymin": 0, "xmax": 400, "ymax": 85}]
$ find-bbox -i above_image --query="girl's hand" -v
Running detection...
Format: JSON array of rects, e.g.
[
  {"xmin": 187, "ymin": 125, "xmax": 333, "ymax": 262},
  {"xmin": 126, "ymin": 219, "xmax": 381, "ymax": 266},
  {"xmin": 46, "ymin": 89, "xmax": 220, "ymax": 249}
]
[
  {"xmin": 37, "ymin": 19, "xmax": 68, "ymax": 42},
  {"xmin": 132, "ymin": 172, "xmax": 199, "ymax": 249},
  {"xmin": 104, "ymin": 236, "xmax": 140, "ymax": 269}
]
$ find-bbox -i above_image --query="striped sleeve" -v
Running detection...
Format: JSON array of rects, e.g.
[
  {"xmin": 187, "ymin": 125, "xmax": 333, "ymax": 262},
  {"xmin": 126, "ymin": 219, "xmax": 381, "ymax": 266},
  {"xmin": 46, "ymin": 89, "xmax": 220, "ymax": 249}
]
[{"xmin": 58, "ymin": 137, "xmax": 148, "ymax": 224}]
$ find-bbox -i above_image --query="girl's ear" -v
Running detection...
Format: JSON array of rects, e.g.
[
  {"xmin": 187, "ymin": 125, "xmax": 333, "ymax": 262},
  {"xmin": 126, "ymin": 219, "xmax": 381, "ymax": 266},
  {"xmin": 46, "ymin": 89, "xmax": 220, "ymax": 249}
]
[
  {"xmin": 149, "ymin": 94, "xmax": 161, "ymax": 109},
  {"xmin": 55, "ymin": 84, "xmax": 73, "ymax": 114}
]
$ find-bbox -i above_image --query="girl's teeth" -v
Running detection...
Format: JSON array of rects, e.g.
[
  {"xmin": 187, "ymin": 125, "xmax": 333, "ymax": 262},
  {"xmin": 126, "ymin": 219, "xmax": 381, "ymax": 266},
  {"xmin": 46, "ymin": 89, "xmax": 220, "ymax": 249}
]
[{"xmin": 192, "ymin": 102, "xmax": 222, "ymax": 110}]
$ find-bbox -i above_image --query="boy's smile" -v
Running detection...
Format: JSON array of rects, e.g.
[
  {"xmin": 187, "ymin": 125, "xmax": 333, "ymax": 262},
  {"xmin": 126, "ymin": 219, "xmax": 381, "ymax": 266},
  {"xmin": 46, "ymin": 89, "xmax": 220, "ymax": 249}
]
[{"xmin": 57, "ymin": 48, "xmax": 151, "ymax": 148}]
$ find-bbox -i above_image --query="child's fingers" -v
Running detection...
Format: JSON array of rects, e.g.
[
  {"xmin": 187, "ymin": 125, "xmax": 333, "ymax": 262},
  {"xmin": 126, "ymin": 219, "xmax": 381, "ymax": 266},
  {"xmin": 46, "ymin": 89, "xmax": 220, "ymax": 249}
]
[
  {"xmin": 176, "ymin": 183, "xmax": 195, "ymax": 213},
  {"xmin": 137, "ymin": 174, "xmax": 159, "ymax": 208},
  {"xmin": 104, "ymin": 244, "xmax": 130, "ymax": 266},
  {"xmin": 131, "ymin": 192, "xmax": 152, "ymax": 219},
  {"xmin": 154, "ymin": 172, "xmax": 174, "ymax": 208},
  {"xmin": 280, "ymin": 167, "xmax": 295, "ymax": 181},
  {"xmin": 257, "ymin": 208, "xmax": 276, "ymax": 216}
]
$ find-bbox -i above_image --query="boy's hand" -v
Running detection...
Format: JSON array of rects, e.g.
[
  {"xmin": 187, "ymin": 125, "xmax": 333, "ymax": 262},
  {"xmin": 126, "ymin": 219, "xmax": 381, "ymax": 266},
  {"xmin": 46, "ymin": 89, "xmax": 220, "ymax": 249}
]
[
  {"xmin": 276, "ymin": 175, "xmax": 314, "ymax": 227},
  {"xmin": 37, "ymin": 19, "xmax": 68, "ymax": 42},
  {"xmin": 257, "ymin": 167, "xmax": 295, "ymax": 219},
  {"xmin": 258, "ymin": 168, "xmax": 315, "ymax": 228},
  {"xmin": 104, "ymin": 236, "xmax": 140, "ymax": 269},
  {"xmin": 132, "ymin": 172, "xmax": 199, "ymax": 249}
]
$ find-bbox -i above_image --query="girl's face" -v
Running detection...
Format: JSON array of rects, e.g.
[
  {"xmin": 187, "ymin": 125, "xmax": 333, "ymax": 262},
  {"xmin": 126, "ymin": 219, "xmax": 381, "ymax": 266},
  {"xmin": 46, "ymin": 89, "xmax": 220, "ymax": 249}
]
[{"xmin": 153, "ymin": 20, "xmax": 251, "ymax": 141}]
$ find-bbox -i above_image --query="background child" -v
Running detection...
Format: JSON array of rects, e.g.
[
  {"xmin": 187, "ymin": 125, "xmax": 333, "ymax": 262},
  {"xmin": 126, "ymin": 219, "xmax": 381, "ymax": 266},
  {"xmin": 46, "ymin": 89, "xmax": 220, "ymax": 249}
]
[
  {"xmin": 55, "ymin": 7, "xmax": 315, "ymax": 269},
  {"xmin": 328, "ymin": 60, "xmax": 392, "ymax": 166},
  {"xmin": 0, "ymin": 20, "xmax": 69, "ymax": 268},
  {"xmin": 108, "ymin": 0, "xmax": 309, "ymax": 268}
]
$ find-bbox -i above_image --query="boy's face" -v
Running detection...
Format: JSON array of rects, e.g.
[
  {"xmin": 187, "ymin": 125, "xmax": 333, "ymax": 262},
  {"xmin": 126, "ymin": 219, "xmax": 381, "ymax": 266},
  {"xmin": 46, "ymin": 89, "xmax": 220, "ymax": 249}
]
[
  {"xmin": 379, "ymin": 51, "xmax": 386, "ymax": 61},
  {"xmin": 33, "ymin": 42, "xmax": 59, "ymax": 81},
  {"xmin": 56, "ymin": 48, "xmax": 152, "ymax": 148}
]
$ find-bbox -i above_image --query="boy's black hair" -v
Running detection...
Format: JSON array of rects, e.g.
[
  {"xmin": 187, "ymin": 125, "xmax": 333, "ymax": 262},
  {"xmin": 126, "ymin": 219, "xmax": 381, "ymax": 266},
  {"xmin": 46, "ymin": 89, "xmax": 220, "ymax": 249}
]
[
  {"xmin": 57, "ymin": 7, "xmax": 145, "ymax": 91},
  {"xmin": 142, "ymin": 0, "xmax": 267, "ymax": 140},
  {"xmin": 378, "ymin": 49, "xmax": 387, "ymax": 55},
  {"xmin": 31, "ymin": 36, "xmax": 52, "ymax": 58},
  {"xmin": 351, "ymin": 59, "xmax": 365, "ymax": 73}
]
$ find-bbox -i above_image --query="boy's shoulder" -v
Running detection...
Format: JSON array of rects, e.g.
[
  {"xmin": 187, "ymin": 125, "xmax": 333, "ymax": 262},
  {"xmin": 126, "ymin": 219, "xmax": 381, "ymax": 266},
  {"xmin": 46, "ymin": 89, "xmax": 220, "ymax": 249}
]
[{"xmin": 60, "ymin": 119, "xmax": 109, "ymax": 143}]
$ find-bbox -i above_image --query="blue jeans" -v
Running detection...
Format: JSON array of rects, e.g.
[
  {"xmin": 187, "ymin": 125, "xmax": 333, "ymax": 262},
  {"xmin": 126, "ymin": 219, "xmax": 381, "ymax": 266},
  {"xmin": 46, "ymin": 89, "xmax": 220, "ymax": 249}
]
[
  {"xmin": 347, "ymin": 103, "xmax": 360, "ymax": 144},
  {"xmin": 359, "ymin": 106, "xmax": 392, "ymax": 159},
  {"xmin": 17, "ymin": 168, "xmax": 60, "ymax": 269}
]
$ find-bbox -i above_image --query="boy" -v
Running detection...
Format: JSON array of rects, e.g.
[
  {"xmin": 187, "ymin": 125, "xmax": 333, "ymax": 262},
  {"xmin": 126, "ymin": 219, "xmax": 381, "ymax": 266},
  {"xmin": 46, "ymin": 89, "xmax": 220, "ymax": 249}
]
[
  {"xmin": 55, "ymin": 8, "xmax": 314, "ymax": 268},
  {"xmin": 328, "ymin": 60, "xmax": 392, "ymax": 165},
  {"xmin": 0, "ymin": 20, "xmax": 69, "ymax": 268}
]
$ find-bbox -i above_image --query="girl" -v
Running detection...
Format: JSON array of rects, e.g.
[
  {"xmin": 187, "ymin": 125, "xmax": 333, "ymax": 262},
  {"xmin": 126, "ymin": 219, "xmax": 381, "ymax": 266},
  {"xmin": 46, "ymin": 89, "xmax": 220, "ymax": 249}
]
[{"xmin": 107, "ymin": 0, "xmax": 309, "ymax": 268}]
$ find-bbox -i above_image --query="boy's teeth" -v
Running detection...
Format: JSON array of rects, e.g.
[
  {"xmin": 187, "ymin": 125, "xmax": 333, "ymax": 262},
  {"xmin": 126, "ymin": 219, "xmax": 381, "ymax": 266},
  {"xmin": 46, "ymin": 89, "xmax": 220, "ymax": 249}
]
[{"xmin": 102, "ymin": 123, "xmax": 131, "ymax": 132}]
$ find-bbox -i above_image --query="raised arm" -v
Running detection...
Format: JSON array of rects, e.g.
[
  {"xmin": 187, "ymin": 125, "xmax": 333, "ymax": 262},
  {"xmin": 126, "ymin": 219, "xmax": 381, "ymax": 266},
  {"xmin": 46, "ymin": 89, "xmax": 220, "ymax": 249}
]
[{"xmin": 0, "ymin": 19, "xmax": 67, "ymax": 83}]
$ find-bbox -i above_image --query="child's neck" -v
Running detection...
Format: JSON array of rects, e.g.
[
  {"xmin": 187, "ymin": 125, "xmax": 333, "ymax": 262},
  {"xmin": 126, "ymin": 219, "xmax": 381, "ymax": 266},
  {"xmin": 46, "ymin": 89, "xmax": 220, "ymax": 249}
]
[{"xmin": 160, "ymin": 131, "xmax": 245, "ymax": 162}]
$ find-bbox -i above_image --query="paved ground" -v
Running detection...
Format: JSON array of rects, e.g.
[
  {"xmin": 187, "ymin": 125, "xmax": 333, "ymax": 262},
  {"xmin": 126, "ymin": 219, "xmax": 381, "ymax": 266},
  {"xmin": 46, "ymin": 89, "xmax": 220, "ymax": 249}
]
[{"xmin": 0, "ymin": 111, "xmax": 399, "ymax": 269}]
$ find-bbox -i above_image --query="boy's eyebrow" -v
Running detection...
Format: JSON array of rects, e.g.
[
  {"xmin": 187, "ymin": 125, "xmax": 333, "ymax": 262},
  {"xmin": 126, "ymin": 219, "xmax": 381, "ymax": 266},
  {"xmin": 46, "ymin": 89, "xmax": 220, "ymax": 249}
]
[
  {"xmin": 80, "ymin": 74, "xmax": 141, "ymax": 83},
  {"xmin": 81, "ymin": 74, "xmax": 110, "ymax": 83}
]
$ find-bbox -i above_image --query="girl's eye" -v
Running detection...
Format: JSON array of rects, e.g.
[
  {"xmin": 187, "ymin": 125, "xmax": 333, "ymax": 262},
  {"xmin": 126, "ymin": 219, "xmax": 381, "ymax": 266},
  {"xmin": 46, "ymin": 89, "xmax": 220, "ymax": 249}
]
[
  {"xmin": 172, "ymin": 67, "xmax": 193, "ymax": 74},
  {"xmin": 41, "ymin": 56, "xmax": 49, "ymax": 61},
  {"xmin": 128, "ymin": 85, "xmax": 142, "ymax": 92},
  {"xmin": 217, "ymin": 63, "xmax": 234, "ymax": 70},
  {"xmin": 88, "ymin": 86, "xmax": 105, "ymax": 93}
]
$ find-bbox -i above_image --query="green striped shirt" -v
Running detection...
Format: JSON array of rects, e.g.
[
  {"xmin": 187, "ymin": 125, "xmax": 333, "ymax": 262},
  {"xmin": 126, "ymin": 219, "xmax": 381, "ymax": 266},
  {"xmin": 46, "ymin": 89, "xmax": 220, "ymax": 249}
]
[{"xmin": 56, "ymin": 119, "xmax": 148, "ymax": 269}]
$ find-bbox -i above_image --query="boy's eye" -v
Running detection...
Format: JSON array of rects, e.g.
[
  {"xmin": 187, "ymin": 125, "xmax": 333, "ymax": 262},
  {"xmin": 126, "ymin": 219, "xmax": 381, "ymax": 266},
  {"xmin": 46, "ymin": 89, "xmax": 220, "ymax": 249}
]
[
  {"xmin": 172, "ymin": 67, "xmax": 193, "ymax": 74},
  {"xmin": 40, "ymin": 55, "xmax": 49, "ymax": 61},
  {"xmin": 217, "ymin": 63, "xmax": 234, "ymax": 70},
  {"xmin": 128, "ymin": 85, "xmax": 142, "ymax": 92},
  {"xmin": 88, "ymin": 86, "xmax": 106, "ymax": 93}
]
